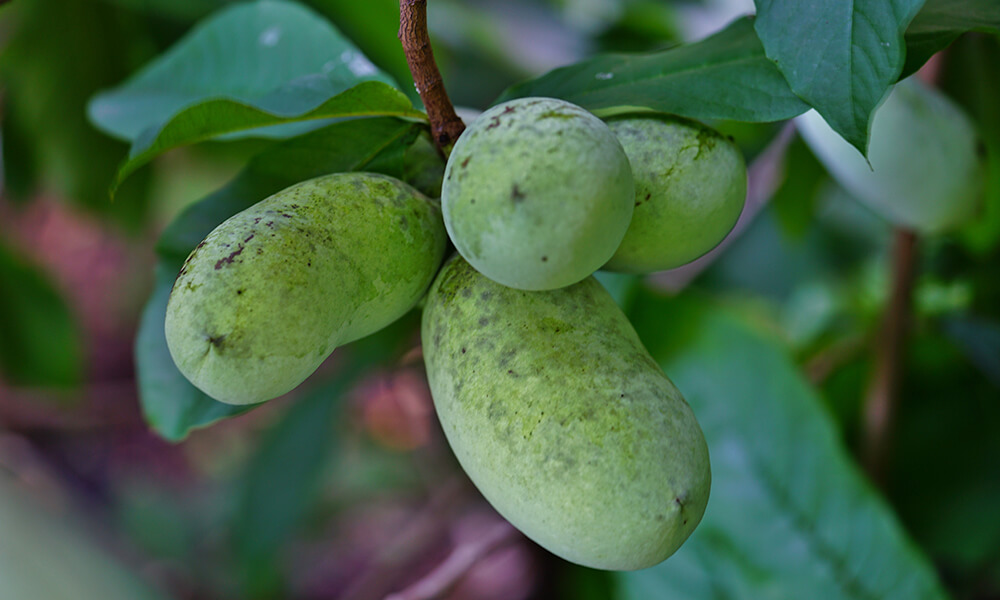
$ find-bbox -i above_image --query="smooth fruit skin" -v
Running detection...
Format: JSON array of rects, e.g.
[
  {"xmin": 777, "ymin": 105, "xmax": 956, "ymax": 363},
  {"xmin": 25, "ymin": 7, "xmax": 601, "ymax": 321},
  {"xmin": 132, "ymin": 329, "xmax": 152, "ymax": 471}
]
[
  {"xmin": 795, "ymin": 77, "xmax": 982, "ymax": 234},
  {"xmin": 422, "ymin": 256, "xmax": 711, "ymax": 570},
  {"xmin": 603, "ymin": 114, "xmax": 747, "ymax": 273},
  {"xmin": 165, "ymin": 173, "xmax": 447, "ymax": 405},
  {"xmin": 442, "ymin": 97, "xmax": 634, "ymax": 291}
]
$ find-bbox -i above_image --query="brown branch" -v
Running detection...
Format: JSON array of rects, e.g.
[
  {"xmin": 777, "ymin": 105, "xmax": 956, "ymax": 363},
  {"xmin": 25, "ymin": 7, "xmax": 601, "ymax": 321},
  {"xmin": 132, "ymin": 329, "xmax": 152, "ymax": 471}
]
[
  {"xmin": 861, "ymin": 228, "xmax": 919, "ymax": 486},
  {"xmin": 384, "ymin": 520, "xmax": 519, "ymax": 600},
  {"xmin": 398, "ymin": 0, "xmax": 465, "ymax": 154}
]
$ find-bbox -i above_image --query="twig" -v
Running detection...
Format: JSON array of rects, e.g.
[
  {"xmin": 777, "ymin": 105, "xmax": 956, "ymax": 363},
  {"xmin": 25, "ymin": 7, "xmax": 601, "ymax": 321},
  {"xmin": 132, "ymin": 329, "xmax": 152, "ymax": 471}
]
[
  {"xmin": 398, "ymin": 0, "xmax": 465, "ymax": 155},
  {"xmin": 340, "ymin": 478, "xmax": 466, "ymax": 600},
  {"xmin": 861, "ymin": 229, "xmax": 918, "ymax": 486},
  {"xmin": 384, "ymin": 520, "xmax": 519, "ymax": 600}
]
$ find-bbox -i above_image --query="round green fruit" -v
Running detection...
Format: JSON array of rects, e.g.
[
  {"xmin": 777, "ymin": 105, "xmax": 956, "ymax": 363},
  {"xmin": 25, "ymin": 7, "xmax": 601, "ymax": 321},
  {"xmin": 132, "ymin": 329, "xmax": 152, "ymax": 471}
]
[
  {"xmin": 796, "ymin": 77, "xmax": 982, "ymax": 234},
  {"xmin": 442, "ymin": 97, "xmax": 634, "ymax": 290},
  {"xmin": 164, "ymin": 172, "xmax": 447, "ymax": 405},
  {"xmin": 603, "ymin": 114, "xmax": 747, "ymax": 273},
  {"xmin": 422, "ymin": 255, "xmax": 711, "ymax": 570}
]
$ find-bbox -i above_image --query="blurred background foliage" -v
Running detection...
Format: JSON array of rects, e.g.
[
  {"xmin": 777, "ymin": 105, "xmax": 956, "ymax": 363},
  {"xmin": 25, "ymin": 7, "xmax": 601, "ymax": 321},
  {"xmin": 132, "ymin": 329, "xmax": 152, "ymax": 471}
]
[{"xmin": 0, "ymin": 0, "xmax": 998, "ymax": 599}]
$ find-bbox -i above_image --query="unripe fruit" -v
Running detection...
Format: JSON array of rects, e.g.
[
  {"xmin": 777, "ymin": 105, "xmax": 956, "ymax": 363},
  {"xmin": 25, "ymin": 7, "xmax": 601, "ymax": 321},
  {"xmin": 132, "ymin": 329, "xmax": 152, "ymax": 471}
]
[
  {"xmin": 442, "ymin": 97, "xmax": 634, "ymax": 291},
  {"xmin": 795, "ymin": 77, "xmax": 982, "ymax": 234},
  {"xmin": 603, "ymin": 114, "xmax": 747, "ymax": 273},
  {"xmin": 165, "ymin": 173, "xmax": 447, "ymax": 405},
  {"xmin": 422, "ymin": 256, "xmax": 711, "ymax": 570}
]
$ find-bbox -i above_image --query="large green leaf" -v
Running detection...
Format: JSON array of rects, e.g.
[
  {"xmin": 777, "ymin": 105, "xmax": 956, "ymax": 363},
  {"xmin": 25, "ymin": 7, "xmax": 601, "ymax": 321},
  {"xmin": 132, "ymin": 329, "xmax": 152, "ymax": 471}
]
[
  {"xmin": 311, "ymin": 0, "xmax": 415, "ymax": 100},
  {"xmin": 231, "ymin": 376, "xmax": 349, "ymax": 597},
  {"xmin": 617, "ymin": 290, "xmax": 949, "ymax": 600},
  {"xmin": 87, "ymin": 0, "xmax": 426, "ymax": 193},
  {"xmin": 496, "ymin": 17, "xmax": 810, "ymax": 123},
  {"xmin": 754, "ymin": 0, "xmax": 925, "ymax": 155},
  {"xmin": 230, "ymin": 312, "xmax": 418, "ymax": 597},
  {"xmin": 155, "ymin": 117, "xmax": 423, "ymax": 261},
  {"xmin": 135, "ymin": 264, "xmax": 250, "ymax": 442},
  {"xmin": 135, "ymin": 117, "xmax": 422, "ymax": 441},
  {"xmin": 0, "ymin": 241, "xmax": 81, "ymax": 388},
  {"xmin": 903, "ymin": 0, "xmax": 1000, "ymax": 76},
  {"xmin": 89, "ymin": 0, "xmax": 399, "ymax": 141}
]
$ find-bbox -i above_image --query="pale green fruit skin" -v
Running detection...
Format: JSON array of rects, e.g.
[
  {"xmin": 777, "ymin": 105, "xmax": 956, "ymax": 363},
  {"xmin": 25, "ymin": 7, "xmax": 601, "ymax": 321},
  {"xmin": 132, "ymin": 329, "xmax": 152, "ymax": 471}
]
[
  {"xmin": 442, "ymin": 97, "xmax": 634, "ymax": 290},
  {"xmin": 165, "ymin": 173, "xmax": 447, "ymax": 405},
  {"xmin": 422, "ymin": 256, "xmax": 711, "ymax": 570},
  {"xmin": 795, "ymin": 77, "xmax": 983, "ymax": 233},
  {"xmin": 603, "ymin": 114, "xmax": 747, "ymax": 273}
]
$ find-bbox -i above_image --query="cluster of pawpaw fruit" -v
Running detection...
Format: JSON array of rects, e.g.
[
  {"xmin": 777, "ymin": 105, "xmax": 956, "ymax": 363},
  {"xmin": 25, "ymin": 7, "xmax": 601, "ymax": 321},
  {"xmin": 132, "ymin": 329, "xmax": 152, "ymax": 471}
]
[{"xmin": 165, "ymin": 96, "xmax": 747, "ymax": 570}]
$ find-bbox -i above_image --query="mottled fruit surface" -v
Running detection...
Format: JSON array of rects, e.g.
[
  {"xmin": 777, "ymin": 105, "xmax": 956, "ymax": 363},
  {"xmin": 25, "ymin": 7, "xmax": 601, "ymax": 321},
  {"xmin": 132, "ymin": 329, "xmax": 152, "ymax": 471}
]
[
  {"xmin": 603, "ymin": 114, "xmax": 746, "ymax": 273},
  {"xmin": 442, "ymin": 97, "xmax": 634, "ymax": 290},
  {"xmin": 165, "ymin": 173, "xmax": 447, "ymax": 405},
  {"xmin": 422, "ymin": 256, "xmax": 711, "ymax": 570}
]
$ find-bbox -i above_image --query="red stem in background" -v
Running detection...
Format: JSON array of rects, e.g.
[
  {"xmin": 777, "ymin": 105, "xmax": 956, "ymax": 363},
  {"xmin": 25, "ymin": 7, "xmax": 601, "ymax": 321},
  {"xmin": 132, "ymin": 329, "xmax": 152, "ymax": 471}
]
[
  {"xmin": 862, "ymin": 228, "xmax": 918, "ymax": 487},
  {"xmin": 398, "ymin": 0, "xmax": 465, "ymax": 155}
]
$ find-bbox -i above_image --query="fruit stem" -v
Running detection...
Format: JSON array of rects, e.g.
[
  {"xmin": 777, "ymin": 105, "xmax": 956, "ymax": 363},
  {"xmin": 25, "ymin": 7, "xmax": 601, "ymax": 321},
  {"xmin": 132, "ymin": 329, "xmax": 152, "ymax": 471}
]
[
  {"xmin": 398, "ymin": 0, "xmax": 466, "ymax": 156},
  {"xmin": 861, "ymin": 228, "xmax": 918, "ymax": 487}
]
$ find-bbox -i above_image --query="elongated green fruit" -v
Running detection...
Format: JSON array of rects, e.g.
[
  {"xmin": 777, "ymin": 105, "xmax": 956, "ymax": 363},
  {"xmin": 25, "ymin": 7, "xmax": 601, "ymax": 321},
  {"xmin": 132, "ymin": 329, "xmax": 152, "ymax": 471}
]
[
  {"xmin": 442, "ymin": 97, "xmax": 634, "ymax": 290},
  {"xmin": 422, "ymin": 256, "xmax": 711, "ymax": 570},
  {"xmin": 604, "ymin": 114, "xmax": 746, "ymax": 273},
  {"xmin": 165, "ymin": 173, "xmax": 447, "ymax": 405}
]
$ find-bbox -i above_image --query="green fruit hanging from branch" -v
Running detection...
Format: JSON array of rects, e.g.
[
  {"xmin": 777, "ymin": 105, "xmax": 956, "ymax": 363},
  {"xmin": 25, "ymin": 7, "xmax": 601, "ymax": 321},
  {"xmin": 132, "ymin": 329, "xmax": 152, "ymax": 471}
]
[
  {"xmin": 164, "ymin": 172, "xmax": 447, "ymax": 405},
  {"xmin": 442, "ymin": 97, "xmax": 634, "ymax": 291},
  {"xmin": 422, "ymin": 255, "xmax": 711, "ymax": 570},
  {"xmin": 604, "ymin": 113, "xmax": 747, "ymax": 273}
]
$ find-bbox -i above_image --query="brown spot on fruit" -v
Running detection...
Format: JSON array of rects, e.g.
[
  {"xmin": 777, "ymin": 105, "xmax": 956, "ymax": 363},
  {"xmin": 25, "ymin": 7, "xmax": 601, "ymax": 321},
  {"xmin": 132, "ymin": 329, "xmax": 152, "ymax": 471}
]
[
  {"xmin": 214, "ymin": 244, "xmax": 245, "ymax": 270},
  {"xmin": 511, "ymin": 185, "xmax": 526, "ymax": 203}
]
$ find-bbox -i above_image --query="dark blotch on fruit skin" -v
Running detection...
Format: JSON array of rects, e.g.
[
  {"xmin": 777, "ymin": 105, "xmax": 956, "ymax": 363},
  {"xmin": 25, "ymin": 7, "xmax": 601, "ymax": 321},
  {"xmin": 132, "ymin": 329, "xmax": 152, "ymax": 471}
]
[
  {"xmin": 510, "ymin": 185, "xmax": 526, "ymax": 203},
  {"xmin": 214, "ymin": 244, "xmax": 245, "ymax": 270}
]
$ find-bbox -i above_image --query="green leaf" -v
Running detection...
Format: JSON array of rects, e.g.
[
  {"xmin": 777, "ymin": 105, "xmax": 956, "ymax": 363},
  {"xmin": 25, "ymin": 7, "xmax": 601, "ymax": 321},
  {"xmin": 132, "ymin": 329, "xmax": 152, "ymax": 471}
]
[
  {"xmin": 618, "ymin": 290, "xmax": 949, "ymax": 600},
  {"xmin": 89, "ymin": 0, "xmax": 400, "ymax": 141},
  {"xmin": 0, "ymin": 241, "xmax": 81, "ymax": 388},
  {"xmin": 135, "ymin": 263, "xmax": 251, "ymax": 442},
  {"xmin": 754, "ymin": 0, "xmax": 925, "ymax": 155},
  {"xmin": 904, "ymin": 0, "xmax": 1000, "ymax": 76},
  {"xmin": 231, "ymin": 379, "xmax": 346, "ymax": 597},
  {"xmin": 496, "ymin": 17, "xmax": 810, "ymax": 123},
  {"xmin": 112, "ymin": 83, "xmax": 423, "ymax": 195},
  {"xmin": 136, "ymin": 117, "xmax": 422, "ymax": 441},
  {"xmin": 87, "ymin": 0, "xmax": 426, "ymax": 193},
  {"xmin": 231, "ymin": 312, "xmax": 418, "ymax": 597},
  {"xmin": 311, "ymin": 0, "xmax": 416, "ymax": 100},
  {"xmin": 156, "ymin": 117, "xmax": 423, "ymax": 261}
]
